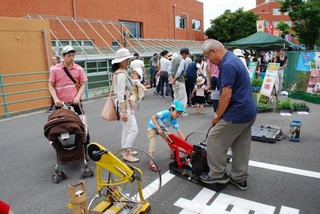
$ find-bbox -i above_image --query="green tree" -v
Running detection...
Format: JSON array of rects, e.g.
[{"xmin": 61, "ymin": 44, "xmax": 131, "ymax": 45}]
[
  {"xmin": 275, "ymin": 20, "xmax": 292, "ymax": 38},
  {"xmin": 205, "ymin": 8, "xmax": 259, "ymax": 43},
  {"xmin": 279, "ymin": 0, "xmax": 320, "ymax": 49}
]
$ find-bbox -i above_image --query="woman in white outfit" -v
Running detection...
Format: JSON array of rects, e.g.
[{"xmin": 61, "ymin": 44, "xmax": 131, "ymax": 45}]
[{"xmin": 111, "ymin": 48, "xmax": 139, "ymax": 162}]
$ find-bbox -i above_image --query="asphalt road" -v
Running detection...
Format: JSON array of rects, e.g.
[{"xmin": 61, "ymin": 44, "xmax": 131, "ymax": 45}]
[{"xmin": 0, "ymin": 92, "xmax": 319, "ymax": 214}]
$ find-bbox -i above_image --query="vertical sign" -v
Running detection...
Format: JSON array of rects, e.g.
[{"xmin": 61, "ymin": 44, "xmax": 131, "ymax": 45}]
[
  {"xmin": 306, "ymin": 69, "xmax": 320, "ymax": 94},
  {"xmin": 260, "ymin": 63, "xmax": 280, "ymax": 97},
  {"xmin": 256, "ymin": 20, "xmax": 265, "ymax": 32},
  {"xmin": 267, "ymin": 23, "xmax": 274, "ymax": 35},
  {"xmin": 248, "ymin": 62, "xmax": 257, "ymax": 81}
]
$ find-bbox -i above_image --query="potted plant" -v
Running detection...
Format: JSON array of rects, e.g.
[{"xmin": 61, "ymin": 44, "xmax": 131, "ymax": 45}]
[
  {"xmin": 276, "ymin": 98, "xmax": 294, "ymax": 112},
  {"xmin": 251, "ymin": 77, "xmax": 263, "ymax": 92},
  {"xmin": 258, "ymin": 102, "xmax": 273, "ymax": 113},
  {"xmin": 293, "ymin": 102, "xmax": 310, "ymax": 112}
]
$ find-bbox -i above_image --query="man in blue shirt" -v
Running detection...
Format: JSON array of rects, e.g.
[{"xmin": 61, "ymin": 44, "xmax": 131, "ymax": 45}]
[{"xmin": 200, "ymin": 39, "xmax": 258, "ymax": 191}]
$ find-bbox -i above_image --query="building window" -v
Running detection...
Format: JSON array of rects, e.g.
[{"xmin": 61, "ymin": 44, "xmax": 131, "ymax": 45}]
[
  {"xmin": 85, "ymin": 60, "xmax": 108, "ymax": 73},
  {"xmin": 175, "ymin": 16, "xmax": 186, "ymax": 29},
  {"xmin": 120, "ymin": 21, "xmax": 141, "ymax": 39},
  {"xmin": 284, "ymin": 21, "xmax": 292, "ymax": 27},
  {"xmin": 71, "ymin": 40, "xmax": 82, "ymax": 47},
  {"xmin": 51, "ymin": 40, "xmax": 93, "ymax": 47},
  {"xmin": 83, "ymin": 40, "xmax": 93, "ymax": 46},
  {"xmin": 273, "ymin": 21, "xmax": 280, "ymax": 27},
  {"xmin": 192, "ymin": 19, "xmax": 201, "ymax": 31},
  {"xmin": 273, "ymin": 8, "xmax": 281, "ymax": 16},
  {"xmin": 112, "ymin": 40, "xmax": 119, "ymax": 47}
]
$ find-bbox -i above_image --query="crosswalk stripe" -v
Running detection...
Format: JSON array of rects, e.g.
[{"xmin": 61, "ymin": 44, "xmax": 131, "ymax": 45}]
[
  {"xmin": 249, "ymin": 160, "xmax": 320, "ymax": 179},
  {"xmin": 279, "ymin": 206, "xmax": 299, "ymax": 214}
]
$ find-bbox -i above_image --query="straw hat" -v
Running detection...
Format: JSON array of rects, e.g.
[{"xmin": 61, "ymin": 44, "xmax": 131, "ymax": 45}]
[
  {"xmin": 111, "ymin": 48, "xmax": 134, "ymax": 64},
  {"xmin": 196, "ymin": 76, "xmax": 205, "ymax": 85},
  {"xmin": 233, "ymin": 48, "xmax": 244, "ymax": 57}
]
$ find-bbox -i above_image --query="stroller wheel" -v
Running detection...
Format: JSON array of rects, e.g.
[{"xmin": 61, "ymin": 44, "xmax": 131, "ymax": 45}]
[
  {"xmin": 60, "ymin": 170, "xmax": 67, "ymax": 180},
  {"xmin": 52, "ymin": 171, "xmax": 67, "ymax": 183},
  {"xmin": 81, "ymin": 166, "xmax": 94, "ymax": 179},
  {"xmin": 52, "ymin": 173, "xmax": 60, "ymax": 183}
]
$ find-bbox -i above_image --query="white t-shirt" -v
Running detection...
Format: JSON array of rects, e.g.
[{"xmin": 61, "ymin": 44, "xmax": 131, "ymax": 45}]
[
  {"xmin": 201, "ymin": 62, "xmax": 207, "ymax": 77},
  {"xmin": 159, "ymin": 57, "xmax": 170, "ymax": 72}
]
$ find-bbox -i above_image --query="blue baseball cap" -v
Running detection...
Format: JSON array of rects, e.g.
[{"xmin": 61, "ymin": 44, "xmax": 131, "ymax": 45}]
[{"xmin": 171, "ymin": 100, "xmax": 185, "ymax": 112}]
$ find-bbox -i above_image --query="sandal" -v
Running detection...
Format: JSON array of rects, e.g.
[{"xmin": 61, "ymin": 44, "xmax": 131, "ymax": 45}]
[
  {"xmin": 149, "ymin": 163, "xmax": 160, "ymax": 172},
  {"xmin": 130, "ymin": 150, "xmax": 138, "ymax": 156},
  {"xmin": 123, "ymin": 155, "xmax": 139, "ymax": 163}
]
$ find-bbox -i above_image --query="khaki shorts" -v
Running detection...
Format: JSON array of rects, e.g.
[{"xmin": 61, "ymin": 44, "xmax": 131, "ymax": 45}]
[{"xmin": 147, "ymin": 127, "xmax": 167, "ymax": 153}]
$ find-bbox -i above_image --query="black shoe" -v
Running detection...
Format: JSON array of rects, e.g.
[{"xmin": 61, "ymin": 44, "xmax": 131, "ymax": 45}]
[
  {"xmin": 200, "ymin": 173, "xmax": 229, "ymax": 184},
  {"xmin": 229, "ymin": 177, "xmax": 247, "ymax": 191}
]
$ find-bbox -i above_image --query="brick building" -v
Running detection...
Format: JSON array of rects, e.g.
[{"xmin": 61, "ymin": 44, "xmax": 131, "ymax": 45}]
[
  {"xmin": 251, "ymin": 0, "xmax": 292, "ymax": 35},
  {"xmin": 0, "ymin": 0, "xmax": 205, "ymax": 57},
  {"xmin": 0, "ymin": 0, "xmax": 205, "ymax": 117}
]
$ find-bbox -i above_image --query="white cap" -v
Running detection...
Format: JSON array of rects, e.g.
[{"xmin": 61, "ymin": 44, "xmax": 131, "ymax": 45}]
[
  {"xmin": 62, "ymin": 45, "xmax": 76, "ymax": 54},
  {"xmin": 132, "ymin": 68, "xmax": 143, "ymax": 81}
]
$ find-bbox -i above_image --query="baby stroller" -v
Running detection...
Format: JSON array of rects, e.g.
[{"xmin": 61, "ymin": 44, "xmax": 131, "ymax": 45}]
[{"xmin": 44, "ymin": 103, "xmax": 94, "ymax": 183}]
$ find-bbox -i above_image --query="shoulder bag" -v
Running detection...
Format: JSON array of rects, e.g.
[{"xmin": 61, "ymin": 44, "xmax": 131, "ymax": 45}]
[
  {"xmin": 63, "ymin": 67, "xmax": 81, "ymax": 90},
  {"xmin": 101, "ymin": 70, "xmax": 130, "ymax": 121}
]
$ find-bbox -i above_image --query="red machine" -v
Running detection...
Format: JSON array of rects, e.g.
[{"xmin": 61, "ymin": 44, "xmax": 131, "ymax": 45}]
[{"xmin": 164, "ymin": 130, "xmax": 228, "ymax": 191}]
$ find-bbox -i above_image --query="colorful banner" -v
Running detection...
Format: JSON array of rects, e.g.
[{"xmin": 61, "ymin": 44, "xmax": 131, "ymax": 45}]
[
  {"xmin": 260, "ymin": 63, "xmax": 280, "ymax": 97},
  {"xmin": 274, "ymin": 29, "xmax": 280, "ymax": 37},
  {"xmin": 296, "ymin": 52, "xmax": 320, "ymax": 71},
  {"xmin": 256, "ymin": 20, "xmax": 265, "ymax": 32},
  {"xmin": 306, "ymin": 70, "xmax": 320, "ymax": 94},
  {"xmin": 267, "ymin": 23, "xmax": 274, "ymax": 35},
  {"xmin": 248, "ymin": 62, "xmax": 257, "ymax": 81}
]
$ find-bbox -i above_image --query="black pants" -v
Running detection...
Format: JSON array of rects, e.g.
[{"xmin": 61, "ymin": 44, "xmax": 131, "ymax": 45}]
[{"xmin": 185, "ymin": 76, "xmax": 196, "ymax": 105}]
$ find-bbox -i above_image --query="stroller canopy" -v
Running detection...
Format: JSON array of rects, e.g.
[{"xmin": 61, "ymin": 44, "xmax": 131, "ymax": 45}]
[{"xmin": 44, "ymin": 109, "xmax": 86, "ymax": 143}]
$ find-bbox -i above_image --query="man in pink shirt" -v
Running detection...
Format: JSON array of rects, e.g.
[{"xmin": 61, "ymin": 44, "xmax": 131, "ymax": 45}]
[
  {"xmin": 48, "ymin": 45, "xmax": 90, "ymax": 142},
  {"xmin": 49, "ymin": 46, "xmax": 87, "ymax": 105},
  {"xmin": 208, "ymin": 61, "xmax": 220, "ymax": 112}
]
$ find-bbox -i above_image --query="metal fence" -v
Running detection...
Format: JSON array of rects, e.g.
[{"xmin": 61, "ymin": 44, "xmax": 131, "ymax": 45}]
[{"xmin": 0, "ymin": 69, "xmax": 113, "ymax": 118}]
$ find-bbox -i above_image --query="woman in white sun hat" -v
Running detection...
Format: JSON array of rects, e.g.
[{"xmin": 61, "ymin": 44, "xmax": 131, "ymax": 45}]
[
  {"xmin": 233, "ymin": 48, "xmax": 248, "ymax": 69},
  {"xmin": 111, "ymin": 48, "xmax": 139, "ymax": 162}
]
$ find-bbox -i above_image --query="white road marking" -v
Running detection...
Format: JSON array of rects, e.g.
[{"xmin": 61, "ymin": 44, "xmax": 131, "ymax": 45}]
[
  {"xmin": 175, "ymin": 189, "xmax": 278, "ymax": 214},
  {"xmin": 175, "ymin": 189, "xmax": 301, "ymax": 214},
  {"xmin": 249, "ymin": 160, "xmax": 320, "ymax": 179},
  {"xmin": 279, "ymin": 206, "xmax": 299, "ymax": 214},
  {"xmin": 141, "ymin": 170, "xmax": 175, "ymax": 200},
  {"xmin": 175, "ymin": 188, "xmax": 216, "ymax": 214}
]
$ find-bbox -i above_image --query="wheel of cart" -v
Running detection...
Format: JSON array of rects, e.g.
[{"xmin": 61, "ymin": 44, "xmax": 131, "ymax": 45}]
[
  {"xmin": 186, "ymin": 129, "xmax": 232, "ymax": 163},
  {"xmin": 185, "ymin": 131, "xmax": 207, "ymax": 145}
]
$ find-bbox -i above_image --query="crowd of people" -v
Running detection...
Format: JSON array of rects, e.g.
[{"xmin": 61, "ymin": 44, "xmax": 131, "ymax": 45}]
[
  {"xmin": 107, "ymin": 40, "xmax": 257, "ymax": 191},
  {"xmin": 44, "ymin": 39, "xmax": 262, "ymax": 196}
]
